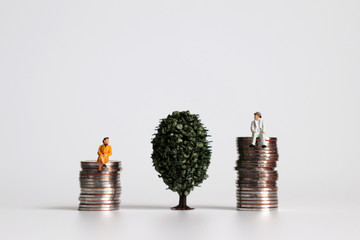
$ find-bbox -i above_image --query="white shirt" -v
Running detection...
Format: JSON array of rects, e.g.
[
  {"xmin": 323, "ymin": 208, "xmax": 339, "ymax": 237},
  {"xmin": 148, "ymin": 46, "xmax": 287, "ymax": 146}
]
[{"xmin": 255, "ymin": 119, "xmax": 260, "ymax": 129}]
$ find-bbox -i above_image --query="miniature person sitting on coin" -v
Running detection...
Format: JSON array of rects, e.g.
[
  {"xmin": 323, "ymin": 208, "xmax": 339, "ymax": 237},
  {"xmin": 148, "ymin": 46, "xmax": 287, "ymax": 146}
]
[
  {"xmin": 97, "ymin": 137, "xmax": 112, "ymax": 171},
  {"xmin": 249, "ymin": 112, "xmax": 267, "ymax": 149}
]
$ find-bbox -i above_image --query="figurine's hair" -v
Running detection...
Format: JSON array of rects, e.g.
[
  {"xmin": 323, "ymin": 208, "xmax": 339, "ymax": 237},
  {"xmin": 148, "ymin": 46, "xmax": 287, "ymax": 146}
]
[{"xmin": 102, "ymin": 137, "xmax": 109, "ymax": 143}]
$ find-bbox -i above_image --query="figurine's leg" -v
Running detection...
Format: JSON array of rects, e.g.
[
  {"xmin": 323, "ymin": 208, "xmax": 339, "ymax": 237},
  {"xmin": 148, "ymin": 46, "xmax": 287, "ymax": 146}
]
[
  {"xmin": 251, "ymin": 132, "xmax": 258, "ymax": 145},
  {"xmin": 98, "ymin": 157, "xmax": 104, "ymax": 171},
  {"xmin": 260, "ymin": 133, "xmax": 266, "ymax": 148}
]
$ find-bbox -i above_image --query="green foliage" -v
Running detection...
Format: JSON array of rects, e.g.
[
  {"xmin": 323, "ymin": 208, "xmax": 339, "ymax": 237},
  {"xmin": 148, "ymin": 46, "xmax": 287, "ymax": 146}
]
[{"xmin": 151, "ymin": 111, "xmax": 212, "ymax": 197}]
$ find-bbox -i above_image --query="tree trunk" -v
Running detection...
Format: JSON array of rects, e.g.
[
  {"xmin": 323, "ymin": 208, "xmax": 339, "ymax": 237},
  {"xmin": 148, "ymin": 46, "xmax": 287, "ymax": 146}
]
[{"xmin": 171, "ymin": 194, "xmax": 194, "ymax": 210}]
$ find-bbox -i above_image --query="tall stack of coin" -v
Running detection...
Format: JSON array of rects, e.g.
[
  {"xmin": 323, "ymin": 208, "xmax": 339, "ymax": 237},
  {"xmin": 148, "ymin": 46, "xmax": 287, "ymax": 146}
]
[
  {"xmin": 235, "ymin": 137, "xmax": 279, "ymax": 211},
  {"xmin": 79, "ymin": 160, "xmax": 122, "ymax": 211}
]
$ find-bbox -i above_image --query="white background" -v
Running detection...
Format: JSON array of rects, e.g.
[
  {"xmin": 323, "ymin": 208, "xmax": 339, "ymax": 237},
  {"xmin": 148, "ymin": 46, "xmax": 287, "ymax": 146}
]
[{"xmin": 0, "ymin": 0, "xmax": 359, "ymax": 239}]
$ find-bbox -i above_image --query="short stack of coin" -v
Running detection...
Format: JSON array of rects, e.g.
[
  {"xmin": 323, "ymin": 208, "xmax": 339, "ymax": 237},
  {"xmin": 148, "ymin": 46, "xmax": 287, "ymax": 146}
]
[
  {"xmin": 235, "ymin": 137, "xmax": 279, "ymax": 211},
  {"xmin": 79, "ymin": 160, "xmax": 122, "ymax": 211}
]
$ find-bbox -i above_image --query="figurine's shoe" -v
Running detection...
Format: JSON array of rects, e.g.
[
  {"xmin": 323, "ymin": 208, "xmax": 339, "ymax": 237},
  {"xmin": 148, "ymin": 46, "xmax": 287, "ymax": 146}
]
[
  {"xmin": 261, "ymin": 145, "xmax": 267, "ymax": 149},
  {"xmin": 249, "ymin": 144, "xmax": 256, "ymax": 148},
  {"xmin": 103, "ymin": 164, "xmax": 107, "ymax": 169}
]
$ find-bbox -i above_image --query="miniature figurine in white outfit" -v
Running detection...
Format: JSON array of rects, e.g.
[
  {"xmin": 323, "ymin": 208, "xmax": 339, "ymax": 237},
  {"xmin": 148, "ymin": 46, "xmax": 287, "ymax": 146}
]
[{"xmin": 250, "ymin": 112, "xmax": 267, "ymax": 149}]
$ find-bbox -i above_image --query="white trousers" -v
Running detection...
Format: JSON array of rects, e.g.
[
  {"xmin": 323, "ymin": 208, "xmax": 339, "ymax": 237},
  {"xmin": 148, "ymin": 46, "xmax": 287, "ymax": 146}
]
[{"xmin": 252, "ymin": 131, "xmax": 266, "ymax": 146}]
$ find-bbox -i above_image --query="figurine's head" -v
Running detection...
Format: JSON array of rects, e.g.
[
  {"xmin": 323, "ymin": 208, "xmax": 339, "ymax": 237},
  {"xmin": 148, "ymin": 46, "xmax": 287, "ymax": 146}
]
[
  {"xmin": 254, "ymin": 112, "xmax": 262, "ymax": 119},
  {"xmin": 103, "ymin": 137, "xmax": 109, "ymax": 145}
]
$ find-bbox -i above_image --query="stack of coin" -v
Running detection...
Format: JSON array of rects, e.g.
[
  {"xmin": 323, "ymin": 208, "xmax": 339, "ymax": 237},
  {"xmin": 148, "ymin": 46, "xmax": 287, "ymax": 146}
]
[
  {"xmin": 235, "ymin": 137, "xmax": 279, "ymax": 211},
  {"xmin": 78, "ymin": 160, "xmax": 122, "ymax": 211}
]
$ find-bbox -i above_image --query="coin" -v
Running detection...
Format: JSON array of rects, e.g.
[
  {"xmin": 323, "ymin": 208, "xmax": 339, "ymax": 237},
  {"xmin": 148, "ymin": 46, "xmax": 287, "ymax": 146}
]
[
  {"xmin": 79, "ymin": 206, "xmax": 121, "ymax": 211},
  {"xmin": 235, "ymin": 137, "xmax": 279, "ymax": 210},
  {"xmin": 237, "ymin": 149, "xmax": 278, "ymax": 153},
  {"xmin": 79, "ymin": 194, "xmax": 120, "ymax": 199},
  {"xmin": 237, "ymin": 160, "xmax": 278, "ymax": 163},
  {"xmin": 79, "ymin": 161, "xmax": 122, "ymax": 211},
  {"xmin": 237, "ymin": 197, "xmax": 278, "ymax": 200},
  {"xmin": 238, "ymin": 177, "xmax": 277, "ymax": 181},
  {"xmin": 236, "ymin": 208, "xmax": 277, "ymax": 211},
  {"xmin": 237, "ymin": 205, "xmax": 278, "ymax": 208}
]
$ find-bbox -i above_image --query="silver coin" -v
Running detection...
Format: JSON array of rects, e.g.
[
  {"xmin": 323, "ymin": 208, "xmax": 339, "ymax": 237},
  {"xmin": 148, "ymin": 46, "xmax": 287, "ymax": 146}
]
[
  {"xmin": 80, "ymin": 188, "xmax": 121, "ymax": 191},
  {"xmin": 238, "ymin": 168, "xmax": 277, "ymax": 172},
  {"xmin": 79, "ymin": 195, "xmax": 120, "ymax": 199},
  {"xmin": 238, "ymin": 159, "xmax": 279, "ymax": 162},
  {"xmin": 78, "ymin": 208, "xmax": 120, "ymax": 211},
  {"xmin": 79, "ymin": 194, "xmax": 120, "ymax": 198},
  {"xmin": 79, "ymin": 198, "xmax": 120, "ymax": 202},
  {"xmin": 238, "ymin": 179, "xmax": 277, "ymax": 182},
  {"xmin": 237, "ymin": 192, "xmax": 277, "ymax": 195},
  {"xmin": 237, "ymin": 160, "xmax": 278, "ymax": 163},
  {"xmin": 80, "ymin": 200, "xmax": 120, "ymax": 204},
  {"xmin": 79, "ymin": 204, "xmax": 120, "ymax": 207},
  {"xmin": 237, "ymin": 173, "xmax": 277, "ymax": 177},
  {"xmin": 237, "ymin": 176, "xmax": 278, "ymax": 179},
  {"xmin": 79, "ymin": 193, "xmax": 121, "ymax": 197},
  {"xmin": 238, "ymin": 181, "xmax": 277, "ymax": 184},
  {"xmin": 79, "ymin": 208, "xmax": 119, "ymax": 211},
  {"xmin": 80, "ymin": 186, "xmax": 120, "ymax": 189},
  {"xmin": 240, "ymin": 155, "xmax": 279, "ymax": 159},
  {"xmin": 80, "ymin": 182, "xmax": 120, "ymax": 185},
  {"xmin": 237, "ymin": 173, "xmax": 278, "ymax": 176},
  {"xmin": 79, "ymin": 206, "xmax": 120, "ymax": 210},
  {"xmin": 81, "ymin": 190, "xmax": 121, "ymax": 194},
  {"xmin": 237, "ymin": 180, "xmax": 277, "ymax": 184},
  {"xmin": 237, "ymin": 175, "xmax": 278, "ymax": 178},
  {"xmin": 80, "ymin": 176, "xmax": 120, "ymax": 180},
  {"xmin": 237, "ymin": 166, "xmax": 277, "ymax": 169},
  {"xmin": 81, "ymin": 170, "xmax": 120, "ymax": 174},
  {"xmin": 236, "ymin": 208, "xmax": 277, "ymax": 211},
  {"xmin": 236, "ymin": 195, "xmax": 278, "ymax": 201},
  {"xmin": 238, "ymin": 183, "xmax": 277, "ymax": 187},
  {"xmin": 79, "ymin": 197, "xmax": 120, "ymax": 202},
  {"xmin": 80, "ymin": 183, "xmax": 120, "ymax": 186},
  {"xmin": 238, "ymin": 168, "xmax": 277, "ymax": 171},
  {"xmin": 80, "ymin": 181, "xmax": 120, "ymax": 185},
  {"xmin": 80, "ymin": 185, "xmax": 117, "ymax": 188},
  {"xmin": 238, "ymin": 177, "xmax": 278, "ymax": 181},
  {"xmin": 237, "ymin": 189, "xmax": 278, "ymax": 193},
  {"xmin": 79, "ymin": 203, "xmax": 120, "ymax": 206},
  {"xmin": 238, "ymin": 204, "xmax": 278, "ymax": 208},
  {"xmin": 238, "ymin": 187, "xmax": 277, "ymax": 190},
  {"xmin": 237, "ymin": 162, "xmax": 277, "ymax": 166},
  {"xmin": 237, "ymin": 192, "xmax": 278, "ymax": 196},
  {"xmin": 79, "ymin": 176, "xmax": 120, "ymax": 180},
  {"xmin": 237, "ymin": 198, "xmax": 278, "ymax": 201},
  {"xmin": 80, "ymin": 180, "xmax": 120, "ymax": 184},
  {"xmin": 80, "ymin": 173, "xmax": 120, "ymax": 176},
  {"xmin": 237, "ymin": 199, "xmax": 278, "ymax": 203},
  {"xmin": 81, "ymin": 166, "xmax": 121, "ymax": 169},
  {"xmin": 237, "ymin": 160, "xmax": 278, "ymax": 164},
  {"xmin": 238, "ymin": 151, "xmax": 278, "ymax": 154}
]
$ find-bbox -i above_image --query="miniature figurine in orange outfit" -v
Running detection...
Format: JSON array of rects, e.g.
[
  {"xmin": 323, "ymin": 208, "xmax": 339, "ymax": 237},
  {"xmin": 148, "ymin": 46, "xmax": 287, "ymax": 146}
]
[{"xmin": 97, "ymin": 137, "xmax": 112, "ymax": 171}]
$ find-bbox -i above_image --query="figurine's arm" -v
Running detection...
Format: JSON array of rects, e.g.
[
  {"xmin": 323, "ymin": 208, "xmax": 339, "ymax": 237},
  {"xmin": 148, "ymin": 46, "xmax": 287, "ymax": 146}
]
[
  {"xmin": 261, "ymin": 120, "xmax": 265, "ymax": 133},
  {"xmin": 97, "ymin": 146, "xmax": 103, "ymax": 156},
  {"xmin": 108, "ymin": 146, "xmax": 112, "ymax": 156},
  {"xmin": 250, "ymin": 121, "xmax": 256, "ymax": 133}
]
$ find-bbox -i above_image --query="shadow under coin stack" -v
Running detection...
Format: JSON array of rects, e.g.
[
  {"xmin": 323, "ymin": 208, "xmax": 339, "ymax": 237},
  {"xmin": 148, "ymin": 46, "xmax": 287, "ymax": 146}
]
[
  {"xmin": 79, "ymin": 160, "xmax": 122, "ymax": 211},
  {"xmin": 235, "ymin": 137, "xmax": 279, "ymax": 211}
]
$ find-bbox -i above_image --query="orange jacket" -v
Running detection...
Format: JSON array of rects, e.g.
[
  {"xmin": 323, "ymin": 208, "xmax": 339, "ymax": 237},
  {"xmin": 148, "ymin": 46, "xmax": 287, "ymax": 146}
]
[{"xmin": 97, "ymin": 144, "xmax": 112, "ymax": 164}]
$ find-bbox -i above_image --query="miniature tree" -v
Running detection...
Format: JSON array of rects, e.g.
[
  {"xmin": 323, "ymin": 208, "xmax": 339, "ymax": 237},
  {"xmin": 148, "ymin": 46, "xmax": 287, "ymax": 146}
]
[{"xmin": 151, "ymin": 111, "xmax": 212, "ymax": 210}]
